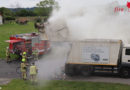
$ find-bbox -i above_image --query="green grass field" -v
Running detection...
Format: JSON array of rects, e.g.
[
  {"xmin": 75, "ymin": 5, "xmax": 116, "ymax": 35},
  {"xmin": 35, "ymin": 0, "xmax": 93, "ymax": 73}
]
[
  {"xmin": 0, "ymin": 22, "xmax": 36, "ymax": 59},
  {"xmin": 1, "ymin": 79, "xmax": 130, "ymax": 90}
]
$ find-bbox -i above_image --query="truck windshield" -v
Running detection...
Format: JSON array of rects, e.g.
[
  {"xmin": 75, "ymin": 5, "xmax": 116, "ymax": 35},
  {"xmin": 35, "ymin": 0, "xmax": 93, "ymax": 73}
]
[
  {"xmin": 13, "ymin": 42, "xmax": 24, "ymax": 54},
  {"xmin": 125, "ymin": 49, "xmax": 130, "ymax": 55}
]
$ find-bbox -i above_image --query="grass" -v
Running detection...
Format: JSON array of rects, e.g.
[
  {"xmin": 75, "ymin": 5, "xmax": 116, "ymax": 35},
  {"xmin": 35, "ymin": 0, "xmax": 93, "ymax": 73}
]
[
  {"xmin": 0, "ymin": 22, "xmax": 37, "ymax": 59},
  {"xmin": 0, "ymin": 79, "xmax": 130, "ymax": 90}
]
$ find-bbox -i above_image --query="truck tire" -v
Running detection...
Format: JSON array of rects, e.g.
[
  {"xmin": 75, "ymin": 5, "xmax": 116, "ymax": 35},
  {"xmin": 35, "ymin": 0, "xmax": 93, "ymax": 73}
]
[
  {"xmin": 65, "ymin": 64, "xmax": 75, "ymax": 76},
  {"xmin": 81, "ymin": 66, "xmax": 93, "ymax": 76},
  {"xmin": 120, "ymin": 68, "xmax": 130, "ymax": 78}
]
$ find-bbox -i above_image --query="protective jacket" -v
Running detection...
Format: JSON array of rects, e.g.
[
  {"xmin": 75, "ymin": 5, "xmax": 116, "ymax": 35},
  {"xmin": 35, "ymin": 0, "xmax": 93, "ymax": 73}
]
[
  {"xmin": 21, "ymin": 63, "xmax": 27, "ymax": 72},
  {"xmin": 30, "ymin": 65, "xmax": 37, "ymax": 75}
]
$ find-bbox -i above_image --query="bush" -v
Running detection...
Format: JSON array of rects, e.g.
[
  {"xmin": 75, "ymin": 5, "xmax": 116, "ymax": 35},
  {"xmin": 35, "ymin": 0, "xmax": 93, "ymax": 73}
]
[{"xmin": 5, "ymin": 16, "xmax": 15, "ymax": 20}]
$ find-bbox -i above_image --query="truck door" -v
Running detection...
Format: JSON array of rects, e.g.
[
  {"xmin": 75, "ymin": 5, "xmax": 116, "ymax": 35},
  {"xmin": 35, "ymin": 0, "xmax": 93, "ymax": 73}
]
[{"xmin": 122, "ymin": 47, "xmax": 130, "ymax": 63}]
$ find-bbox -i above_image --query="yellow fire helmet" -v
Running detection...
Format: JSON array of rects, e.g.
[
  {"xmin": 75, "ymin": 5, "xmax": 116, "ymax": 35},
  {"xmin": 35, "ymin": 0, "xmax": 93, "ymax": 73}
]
[
  {"xmin": 22, "ymin": 58, "xmax": 25, "ymax": 62},
  {"xmin": 23, "ymin": 52, "xmax": 26, "ymax": 55}
]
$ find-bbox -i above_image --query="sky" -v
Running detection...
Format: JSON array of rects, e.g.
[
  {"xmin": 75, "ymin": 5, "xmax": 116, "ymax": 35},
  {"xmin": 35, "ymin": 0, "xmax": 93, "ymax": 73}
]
[
  {"xmin": 0, "ymin": 0, "xmax": 42, "ymax": 8},
  {"xmin": 0, "ymin": 0, "xmax": 129, "ymax": 8}
]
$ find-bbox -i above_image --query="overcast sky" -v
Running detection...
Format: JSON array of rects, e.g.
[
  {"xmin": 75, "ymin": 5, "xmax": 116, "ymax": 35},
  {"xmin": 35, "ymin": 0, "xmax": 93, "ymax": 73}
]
[
  {"xmin": 0, "ymin": 0, "xmax": 129, "ymax": 8},
  {"xmin": 0, "ymin": 0, "xmax": 42, "ymax": 8}
]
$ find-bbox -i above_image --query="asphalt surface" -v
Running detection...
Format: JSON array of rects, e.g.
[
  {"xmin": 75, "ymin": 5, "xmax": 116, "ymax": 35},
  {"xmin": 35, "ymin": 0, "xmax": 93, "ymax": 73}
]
[
  {"xmin": 66, "ymin": 75, "xmax": 130, "ymax": 85},
  {"xmin": 0, "ymin": 60, "xmax": 20, "ymax": 85},
  {"xmin": 0, "ymin": 59, "xmax": 130, "ymax": 85},
  {"xmin": 0, "ymin": 60, "xmax": 20, "ymax": 78},
  {"xmin": 0, "ymin": 78, "xmax": 11, "ymax": 85}
]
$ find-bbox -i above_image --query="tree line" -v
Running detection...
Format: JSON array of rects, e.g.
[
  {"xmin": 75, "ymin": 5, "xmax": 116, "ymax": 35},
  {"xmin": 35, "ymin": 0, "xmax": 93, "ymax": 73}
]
[
  {"xmin": 0, "ymin": 7, "xmax": 52, "ymax": 20},
  {"xmin": 0, "ymin": 0, "xmax": 58, "ymax": 21}
]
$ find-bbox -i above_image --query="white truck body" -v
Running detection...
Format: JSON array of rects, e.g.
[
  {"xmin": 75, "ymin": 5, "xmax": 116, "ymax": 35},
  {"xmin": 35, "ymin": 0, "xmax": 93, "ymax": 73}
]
[{"xmin": 67, "ymin": 39, "xmax": 121, "ymax": 66}]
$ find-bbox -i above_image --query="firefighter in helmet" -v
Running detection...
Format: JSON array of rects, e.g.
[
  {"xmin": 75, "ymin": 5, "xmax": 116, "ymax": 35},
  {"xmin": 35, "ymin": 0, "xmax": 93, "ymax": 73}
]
[
  {"xmin": 21, "ymin": 58, "xmax": 27, "ymax": 80},
  {"xmin": 22, "ymin": 51, "xmax": 27, "ymax": 61},
  {"xmin": 29, "ymin": 62, "xmax": 38, "ymax": 83},
  {"xmin": 6, "ymin": 47, "xmax": 11, "ymax": 63}
]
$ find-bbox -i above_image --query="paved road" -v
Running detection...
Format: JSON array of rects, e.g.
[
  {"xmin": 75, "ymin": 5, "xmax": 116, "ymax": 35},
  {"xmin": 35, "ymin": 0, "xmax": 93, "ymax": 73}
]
[
  {"xmin": 66, "ymin": 75, "xmax": 130, "ymax": 85},
  {"xmin": 0, "ymin": 60, "xmax": 21, "ymax": 85},
  {"xmin": 0, "ymin": 60, "xmax": 20, "ymax": 78},
  {"xmin": 0, "ymin": 78, "xmax": 11, "ymax": 85},
  {"xmin": 0, "ymin": 60, "xmax": 130, "ymax": 85}
]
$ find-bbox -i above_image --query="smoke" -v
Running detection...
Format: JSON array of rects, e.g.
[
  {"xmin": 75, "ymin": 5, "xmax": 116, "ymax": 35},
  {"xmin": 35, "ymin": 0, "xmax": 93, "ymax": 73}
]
[
  {"xmin": 46, "ymin": 0, "xmax": 130, "ymax": 43},
  {"xmin": 36, "ymin": 42, "xmax": 71, "ymax": 82},
  {"xmin": 37, "ymin": 0, "xmax": 130, "ymax": 83}
]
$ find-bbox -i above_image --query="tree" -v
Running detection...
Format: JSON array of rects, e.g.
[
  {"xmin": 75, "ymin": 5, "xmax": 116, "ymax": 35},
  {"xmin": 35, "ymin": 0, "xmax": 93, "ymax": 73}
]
[
  {"xmin": 15, "ymin": 9, "xmax": 28, "ymax": 16},
  {"xmin": 36, "ymin": 0, "xmax": 58, "ymax": 17},
  {"xmin": 0, "ymin": 7, "xmax": 15, "ymax": 22},
  {"xmin": 34, "ymin": 7, "xmax": 52, "ymax": 16},
  {"xmin": 0, "ymin": 7, "xmax": 14, "ymax": 17},
  {"xmin": 15, "ymin": 9, "xmax": 37, "ymax": 16},
  {"xmin": 37, "ymin": 0, "xmax": 58, "ymax": 8}
]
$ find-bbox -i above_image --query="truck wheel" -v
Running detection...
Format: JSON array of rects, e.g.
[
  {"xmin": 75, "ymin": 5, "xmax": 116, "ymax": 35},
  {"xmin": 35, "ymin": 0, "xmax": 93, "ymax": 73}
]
[
  {"xmin": 65, "ymin": 68, "xmax": 75, "ymax": 76},
  {"xmin": 120, "ymin": 68, "xmax": 130, "ymax": 78},
  {"xmin": 65, "ymin": 71, "xmax": 74, "ymax": 76},
  {"xmin": 81, "ymin": 66, "xmax": 93, "ymax": 76},
  {"xmin": 65, "ymin": 64, "xmax": 75, "ymax": 76}
]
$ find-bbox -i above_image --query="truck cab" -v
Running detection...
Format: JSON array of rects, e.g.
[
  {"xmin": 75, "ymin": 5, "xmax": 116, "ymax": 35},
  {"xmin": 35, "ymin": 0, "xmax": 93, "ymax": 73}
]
[
  {"xmin": 122, "ymin": 45, "xmax": 130, "ymax": 64},
  {"xmin": 119, "ymin": 45, "xmax": 130, "ymax": 78}
]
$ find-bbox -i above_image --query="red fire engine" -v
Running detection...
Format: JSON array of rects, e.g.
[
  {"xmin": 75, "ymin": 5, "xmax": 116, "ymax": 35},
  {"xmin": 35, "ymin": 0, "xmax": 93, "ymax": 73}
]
[{"xmin": 6, "ymin": 32, "xmax": 50, "ymax": 59}]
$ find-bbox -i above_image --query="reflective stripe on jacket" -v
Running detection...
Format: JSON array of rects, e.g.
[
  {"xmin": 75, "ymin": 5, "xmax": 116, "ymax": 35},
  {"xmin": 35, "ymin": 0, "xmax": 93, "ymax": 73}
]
[{"xmin": 22, "ymin": 55, "xmax": 26, "ymax": 59}]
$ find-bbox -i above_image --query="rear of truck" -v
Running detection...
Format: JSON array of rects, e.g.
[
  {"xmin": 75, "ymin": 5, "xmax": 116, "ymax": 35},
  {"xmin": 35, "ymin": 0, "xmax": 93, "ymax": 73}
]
[{"xmin": 65, "ymin": 39, "xmax": 122, "ymax": 76}]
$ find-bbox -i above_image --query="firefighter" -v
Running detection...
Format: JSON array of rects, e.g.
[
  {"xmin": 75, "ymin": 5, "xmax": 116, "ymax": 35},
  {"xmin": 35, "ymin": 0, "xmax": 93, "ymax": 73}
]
[
  {"xmin": 29, "ymin": 62, "xmax": 38, "ymax": 83},
  {"xmin": 6, "ymin": 47, "xmax": 10, "ymax": 63},
  {"xmin": 22, "ymin": 52, "xmax": 27, "ymax": 61},
  {"xmin": 21, "ymin": 59, "xmax": 27, "ymax": 80},
  {"xmin": 32, "ymin": 49, "xmax": 38, "ymax": 60}
]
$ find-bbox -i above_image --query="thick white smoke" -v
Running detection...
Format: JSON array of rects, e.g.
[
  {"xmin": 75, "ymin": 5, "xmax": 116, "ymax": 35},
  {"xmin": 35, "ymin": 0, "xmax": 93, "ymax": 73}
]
[
  {"xmin": 36, "ymin": 42, "xmax": 70, "ymax": 81},
  {"xmin": 46, "ymin": 0, "xmax": 130, "ymax": 43},
  {"xmin": 38, "ymin": 0, "xmax": 130, "ymax": 82}
]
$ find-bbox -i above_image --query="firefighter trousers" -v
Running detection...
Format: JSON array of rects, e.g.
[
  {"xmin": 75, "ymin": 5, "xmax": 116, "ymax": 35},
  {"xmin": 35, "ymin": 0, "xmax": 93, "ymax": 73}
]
[
  {"xmin": 6, "ymin": 56, "xmax": 10, "ymax": 63},
  {"xmin": 21, "ymin": 71, "xmax": 27, "ymax": 80},
  {"xmin": 30, "ymin": 74, "xmax": 37, "ymax": 82}
]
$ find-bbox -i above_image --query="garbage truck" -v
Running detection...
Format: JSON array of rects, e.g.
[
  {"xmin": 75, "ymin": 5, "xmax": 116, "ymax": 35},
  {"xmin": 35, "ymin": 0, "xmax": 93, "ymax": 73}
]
[{"xmin": 65, "ymin": 39, "xmax": 130, "ymax": 78}]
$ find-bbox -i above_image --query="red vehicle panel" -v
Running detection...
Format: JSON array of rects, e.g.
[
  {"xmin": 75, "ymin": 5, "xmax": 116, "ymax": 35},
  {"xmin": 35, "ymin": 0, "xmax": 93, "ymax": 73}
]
[{"xmin": 6, "ymin": 33, "xmax": 50, "ymax": 57}]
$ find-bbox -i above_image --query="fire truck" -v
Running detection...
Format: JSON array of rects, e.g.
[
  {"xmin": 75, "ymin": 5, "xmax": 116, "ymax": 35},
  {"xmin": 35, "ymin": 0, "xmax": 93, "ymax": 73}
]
[{"xmin": 6, "ymin": 32, "xmax": 50, "ymax": 60}]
